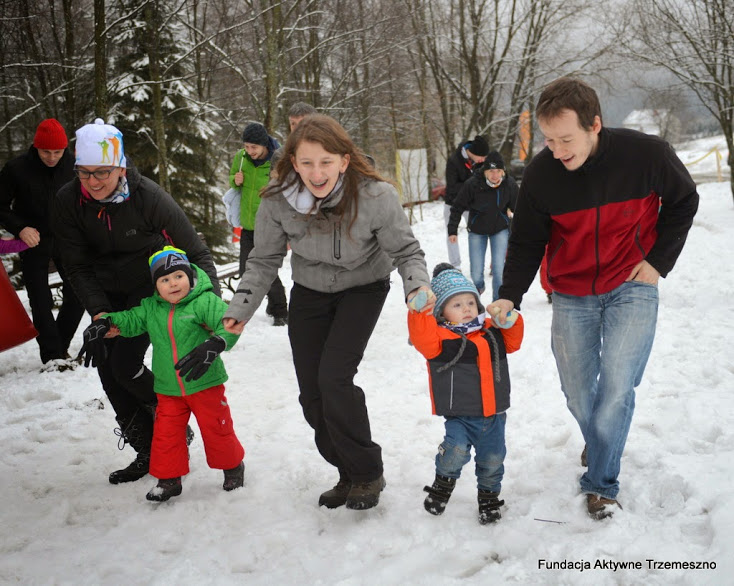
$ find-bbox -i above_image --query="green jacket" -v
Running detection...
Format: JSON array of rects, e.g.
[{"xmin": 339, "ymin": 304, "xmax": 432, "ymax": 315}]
[
  {"xmin": 229, "ymin": 149, "xmax": 272, "ymax": 231},
  {"xmin": 106, "ymin": 265, "xmax": 239, "ymax": 397}
]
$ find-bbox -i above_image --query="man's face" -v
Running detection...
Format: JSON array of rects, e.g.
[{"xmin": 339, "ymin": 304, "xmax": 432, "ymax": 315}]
[
  {"xmin": 539, "ymin": 109, "xmax": 601, "ymax": 171},
  {"xmin": 38, "ymin": 149, "xmax": 65, "ymax": 167},
  {"xmin": 289, "ymin": 116, "xmax": 305, "ymax": 132},
  {"xmin": 244, "ymin": 142, "xmax": 268, "ymax": 160}
]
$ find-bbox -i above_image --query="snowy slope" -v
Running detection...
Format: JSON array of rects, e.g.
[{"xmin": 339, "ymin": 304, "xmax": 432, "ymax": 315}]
[{"xmin": 0, "ymin": 179, "xmax": 732, "ymax": 585}]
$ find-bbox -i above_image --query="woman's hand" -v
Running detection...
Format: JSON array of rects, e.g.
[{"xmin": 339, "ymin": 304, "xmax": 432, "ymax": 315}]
[
  {"xmin": 407, "ymin": 286, "xmax": 436, "ymax": 313},
  {"xmin": 223, "ymin": 317, "xmax": 245, "ymax": 335}
]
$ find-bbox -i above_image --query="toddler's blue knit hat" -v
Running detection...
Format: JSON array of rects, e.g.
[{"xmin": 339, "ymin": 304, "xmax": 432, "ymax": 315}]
[{"xmin": 431, "ymin": 263, "xmax": 483, "ymax": 319}]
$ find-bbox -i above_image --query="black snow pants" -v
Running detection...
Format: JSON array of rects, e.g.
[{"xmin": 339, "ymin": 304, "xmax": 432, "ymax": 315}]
[{"xmin": 287, "ymin": 278, "xmax": 390, "ymax": 483}]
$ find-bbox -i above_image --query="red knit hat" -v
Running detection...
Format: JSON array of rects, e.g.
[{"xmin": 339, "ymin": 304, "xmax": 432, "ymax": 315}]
[{"xmin": 33, "ymin": 119, "xmax": 68, "ymax": 150}]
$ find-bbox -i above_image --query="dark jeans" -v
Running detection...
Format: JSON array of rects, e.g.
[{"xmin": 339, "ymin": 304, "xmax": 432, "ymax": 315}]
[
  {"xmin": 96, "ymin": 288, "xmax": 157, "ymax": 434},
  {"xmin": 239, "ymin": 228, "xmax": 287, "ymax": 318},
  {"xmin": 287, "ymin": 279, "xmax": 390, "ymax": 483},
  {"xmin": 20, "ymin": 247, "xmax": 84, "ymax": 363}
]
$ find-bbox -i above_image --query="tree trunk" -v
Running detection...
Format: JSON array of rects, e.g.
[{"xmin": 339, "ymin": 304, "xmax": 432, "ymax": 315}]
[
  {"xmin": 144, "ymin": 1, "xmax": 169, "ymax": 192},
  {"xmin": 93, "ymin": 0, "xmax": 107, "ymax": 119}
]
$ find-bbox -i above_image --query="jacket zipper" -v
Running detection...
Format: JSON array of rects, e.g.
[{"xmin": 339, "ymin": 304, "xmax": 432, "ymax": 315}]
[
  {"xmin": 333, "ymin": 221, "xmax": 341, "ymax": 259},
  {"xmin": 169, "ymin": 304, "xmax": 187, "ymax": 396},
  {"xmin": 449, "ymin": 371, "xmax": 454, "ymax": 410},
  {"xmin": 592, "ymin": 206, "xmax": 601, "ymax": 295}
]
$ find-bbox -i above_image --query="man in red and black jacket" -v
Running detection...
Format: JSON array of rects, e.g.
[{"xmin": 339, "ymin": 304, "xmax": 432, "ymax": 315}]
[{"xmin": 490, "ymin": 77, "xmax": 698, "ymax": 520}]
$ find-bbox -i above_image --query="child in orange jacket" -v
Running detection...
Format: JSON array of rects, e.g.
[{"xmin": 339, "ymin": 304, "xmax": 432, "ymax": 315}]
[{"xmin": 408, "ymin": 263, "xmax": 523, "ymax": 524}]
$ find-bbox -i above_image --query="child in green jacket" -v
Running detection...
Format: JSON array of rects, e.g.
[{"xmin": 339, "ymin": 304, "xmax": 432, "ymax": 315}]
[{"xmin": 78, "ymin": 246, "xmax": 244, "ymax": 502}]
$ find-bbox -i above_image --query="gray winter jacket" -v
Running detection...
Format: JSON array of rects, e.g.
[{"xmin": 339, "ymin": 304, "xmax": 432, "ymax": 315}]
[{"xmin": 224, "ymin": 179, "xmax": 430, "ymax": 325}]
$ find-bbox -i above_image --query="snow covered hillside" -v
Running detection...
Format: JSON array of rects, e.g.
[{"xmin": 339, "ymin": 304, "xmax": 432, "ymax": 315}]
[{"xmin": 0, "ymin": 180, "xmax": 732, "ymax": 585}]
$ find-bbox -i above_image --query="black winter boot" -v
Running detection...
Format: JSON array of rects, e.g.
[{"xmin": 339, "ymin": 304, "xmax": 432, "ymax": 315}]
[
  {"xmin": 423, "ymin": 475, "xmax": 456, "ymax": 515},
  {"xmin": 109, "ymin": 410, "xmax": 154, "ymax": 484},
  {"xmin": 319, "ymin": 476, "xmax": 352, "ymax": 508},
  {"xmin": 146, "ymin": 477, "xmax": 182, "ymax": 502},
  {"xmin": 478, "ymin": 490, "xmax": 504, "ymax": 524},
  {"xmin": 223, "ymin": 461, "xmax": 245, "ymax": 491}
]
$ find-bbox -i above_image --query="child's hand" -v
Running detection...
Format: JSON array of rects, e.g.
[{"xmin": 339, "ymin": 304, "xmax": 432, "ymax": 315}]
[
  {"xmin": 407, "ymin": 286, "xmax": 436, "ymax": 313},
  {"xmin": 489, "ymin": 303, "xmax": 519, "ymax": 329},
  {"xmin": 77, "ymin": 317, "xmax": 112, "ymax": 367},
  {"xmin": 94, "ymin": 312, "xmax": 119, "ymax": 337},
  {"xmin": 175, "ymin": 336, "xmax": 226, "ymax": 381}
]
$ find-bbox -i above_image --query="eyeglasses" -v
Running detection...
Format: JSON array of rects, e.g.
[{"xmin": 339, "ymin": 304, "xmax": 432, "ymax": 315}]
[{"xmin": 74, "ymin": 167, "xmax": 117, "ymax": 180}]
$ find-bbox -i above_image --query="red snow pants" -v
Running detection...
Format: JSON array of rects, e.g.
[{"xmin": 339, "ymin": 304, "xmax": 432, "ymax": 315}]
[{"xmin": 150, "ymin": 384, "xmax": 244, "ymax": 479}]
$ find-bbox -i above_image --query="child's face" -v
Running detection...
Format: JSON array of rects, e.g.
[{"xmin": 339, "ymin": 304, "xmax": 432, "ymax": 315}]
[
  {"xmin": 156, "ymin": 270, "xmax": 191, "ymax": 304},
  {"xmin": 442, "ymin": 293, "xmax": 479, "ymax": 324}
]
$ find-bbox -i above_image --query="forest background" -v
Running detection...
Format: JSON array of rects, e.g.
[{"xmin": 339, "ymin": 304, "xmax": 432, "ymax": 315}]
[{"xmin": 1, "ymin": 0, "xmax": 732, "ymax": 260}]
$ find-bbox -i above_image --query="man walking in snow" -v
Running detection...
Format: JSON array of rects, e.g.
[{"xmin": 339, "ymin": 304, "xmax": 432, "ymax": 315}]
[{"xmin": 489, "ymin": 77, "xmax": 699, "ymax": 519}]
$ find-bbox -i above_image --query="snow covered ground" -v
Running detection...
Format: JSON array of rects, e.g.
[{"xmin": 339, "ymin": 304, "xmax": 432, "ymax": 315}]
[{"xmin": 1, "ymin": 165, "xmax": 732, "ymax": 585}]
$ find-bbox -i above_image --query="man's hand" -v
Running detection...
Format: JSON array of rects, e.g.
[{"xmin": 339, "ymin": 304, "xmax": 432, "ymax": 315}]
[
  {"xmin": 175, "ymin": 336, "xmax": 227, "ymax": 382},
  {"xmin": 486, "ymin": 299, "xmax": 515, "ymax": 326},
  {"xmin": 19, "ymin": 227, "xmax": 40, "ymax": 248},
  {"xmin": 448, "ymin": 235, "xmax": 457, "ymax": 244},
  {"xmin": 234, "ymin": 171, "xmax": 244, "ymax": 186},
  {"xmin": 626, "ymin": 260, "xmax": 660, "ymax": 285},
  {"xmin": 77, "ymin": 318, "xmax": 112, "ymax": 368}
]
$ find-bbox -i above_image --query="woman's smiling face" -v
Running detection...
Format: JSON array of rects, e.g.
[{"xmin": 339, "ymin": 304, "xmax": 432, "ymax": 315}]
[{"xmin": 291, "ymin": 140, "xmax": 350, "ymax": 198}]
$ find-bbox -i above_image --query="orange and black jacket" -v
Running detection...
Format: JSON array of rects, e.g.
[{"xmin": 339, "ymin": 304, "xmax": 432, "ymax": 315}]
[
  {"xmin": 500, "ymin": 127, "xmax": 699, "ymax": 308},
  {"xmin": 408, "ymin": 311, "xmax": 524, "ymax": 417}
]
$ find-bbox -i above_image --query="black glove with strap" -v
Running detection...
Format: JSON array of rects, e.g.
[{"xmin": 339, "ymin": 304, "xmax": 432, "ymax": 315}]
[
  {"xmin": 175, "ymin": 335, "xmax": 226, "ymax": 382},
  {"xmin": 77, "ymin": 317, "xmax": 112, "ymax": 368}
]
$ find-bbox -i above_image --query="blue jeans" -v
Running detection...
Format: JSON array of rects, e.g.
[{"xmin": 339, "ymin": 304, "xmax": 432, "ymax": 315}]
[
  {"xmin": 551, "ymin": 281, "xmax": 658, "ymax": 499},
  {"xmin": 468, "ymin": 229, "xmax": 509, "ymax": 301},
  {"xmin": 435, "ymin": 414, "xmax": 507, "ymax": 493}
]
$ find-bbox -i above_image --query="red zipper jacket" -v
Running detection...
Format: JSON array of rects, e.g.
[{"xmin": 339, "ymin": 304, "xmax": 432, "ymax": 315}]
[{"xmin": 499, "ymin": 127, "xmax": 699, "ymax": 308}]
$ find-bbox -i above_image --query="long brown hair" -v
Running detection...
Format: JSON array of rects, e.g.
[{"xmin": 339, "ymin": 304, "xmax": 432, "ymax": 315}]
[{"xmin": 263, "ymin": 114, "xmax": 388, "ymax": 234}]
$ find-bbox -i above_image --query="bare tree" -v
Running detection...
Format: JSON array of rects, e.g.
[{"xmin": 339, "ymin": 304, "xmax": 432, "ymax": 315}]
[{"xmin": 620, "ymin": 0, "xmax": 734, "ymax": 201}]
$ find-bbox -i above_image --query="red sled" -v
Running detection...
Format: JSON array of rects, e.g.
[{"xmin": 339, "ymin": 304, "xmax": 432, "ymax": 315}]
[{"xmin": 0, "ymin": 262, "xmax": 38, "ymax": 353}]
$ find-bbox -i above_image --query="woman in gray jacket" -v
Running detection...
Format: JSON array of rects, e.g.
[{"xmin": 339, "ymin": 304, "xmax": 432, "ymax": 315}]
[{"xmin": 223, "ymin": 114, "xmax": 434, "ymax": 511}]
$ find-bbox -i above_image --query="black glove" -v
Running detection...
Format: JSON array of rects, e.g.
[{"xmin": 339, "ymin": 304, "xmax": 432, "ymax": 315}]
[
  {"xmin": 175, "ymin": 335, "xmax": 226, "ymax": 382},
  {"xmin": 77, "ymin": 317, "xmax": 112, "ymax": 368}
]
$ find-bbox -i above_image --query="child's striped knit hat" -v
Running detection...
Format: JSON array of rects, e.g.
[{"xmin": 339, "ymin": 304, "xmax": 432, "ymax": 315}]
[{"xmin": 149, "ymin": 246, "xmax": 194, "ymax": 287}]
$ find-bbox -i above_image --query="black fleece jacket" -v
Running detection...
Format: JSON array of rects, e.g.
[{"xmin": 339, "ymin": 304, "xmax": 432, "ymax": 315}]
[
  {"xmin": 50, "ymin": 162, "xmax": 220, "ymax": 316},
  {"xmin": 499, "ymin": 127, "xmax": 699, "ymax": 308},
  {"xmin": 0, "ymin": 146, "xmax": 75, "ymax": 255}
]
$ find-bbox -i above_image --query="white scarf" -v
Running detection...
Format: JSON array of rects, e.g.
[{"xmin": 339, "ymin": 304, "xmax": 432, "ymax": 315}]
[{"xmin": 282, "ymin": 176, "xmax": 344, "ymax": 214}]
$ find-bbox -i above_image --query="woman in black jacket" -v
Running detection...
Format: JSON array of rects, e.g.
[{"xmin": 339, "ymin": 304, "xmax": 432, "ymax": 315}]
[
  {"xmin": 448, "ymin": 151, "xmax": 518, "ymax": 301},
  {"xmin": 51, "ymin": 119, "xmax": 220, "ymax": 485}
]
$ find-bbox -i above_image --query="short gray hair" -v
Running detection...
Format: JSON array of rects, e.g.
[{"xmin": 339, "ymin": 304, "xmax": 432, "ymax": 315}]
[{"xmin": 288, "ymin": 102, "xmax": 317, "ymax": 118}]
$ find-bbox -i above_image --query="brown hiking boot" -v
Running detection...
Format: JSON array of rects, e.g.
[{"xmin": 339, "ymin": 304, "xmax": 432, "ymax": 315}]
[
  {"xmin": 586, "ymin": 493, "xmax": 621, "ymax": 520},
  {"xmin": 345, "ymin": 475, "xmax": 386, "ymax": 510},
  {"xmin": 581, "ymin": 445, "xmax": 587, "ymax": 467},
  {"xmin": 319, "ymin": 477, "xmax": 352, "ymax": 508}
]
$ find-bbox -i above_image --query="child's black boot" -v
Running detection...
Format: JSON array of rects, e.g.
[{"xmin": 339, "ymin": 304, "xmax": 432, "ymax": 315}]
[
  {"xmin": 223, "ymin": 461, "xmax": 245, "ymax": 491},
  {"xmin": 146, "ymin": 477, "xmax": 182, "ymax": 502},
  {"xmin": 423, "ymin": 474, "xmax": 456, "ymax": 515},
  {"xmin": 478, "ymin": 489, "xmax": 504, "ymax": 524}
]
